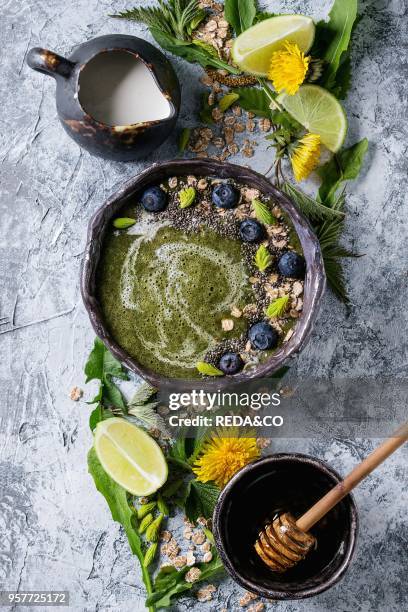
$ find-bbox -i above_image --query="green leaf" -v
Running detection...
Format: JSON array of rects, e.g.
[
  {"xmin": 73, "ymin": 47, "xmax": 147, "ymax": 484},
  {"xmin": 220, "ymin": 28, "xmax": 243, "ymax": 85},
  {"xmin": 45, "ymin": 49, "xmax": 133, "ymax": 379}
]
[
  {"xmin": 283, "ymin": 182, "xmax": 345, "ymax": 221},
  {"xmin": 266, "ymin": 295, "xmax": 290, "ymax": 318},
  {"xmin": 196, "ymin": 361, "xmax": 224, "ymax": 377},
  {"xmin": 84, "ymin": 338, "xmax": 128, "ymax": 383},
  {"xmin": 218, "ymin": 92, "xmax": 240, "ymax": 112},
  {"xmin": 224, "ymin": 0, "xmax": 256, "ymax": 34},
  {"xmin": 199, "ymin": 92, "xmax": 214, "ymax": 124},
  {"xmin": 316, "ymin": 0, "xmax": 358, "ymax": 91},
  {"xmin": 317, "ymin": 138, "xmax": 369, "ymax": 205},
  {"xmin": 178, "ymin": 127, "xmax": 191, "ymax": 152},
  {"xmin": 254, "ymin": 244, "xmax": 272, "ymax": 272},
  {"xmin": 184, "ymin": 479, "xmax": 220, "ymax": 523},
  {"xmin": 88, "ymin": 447, "xmax": 143, "ymax": 557},
  {"xmin": 103, "ymin": 375, "xmax": 127, "ymax": 412},
  {"xmin": 179, "ymin": 187, "xmax": 196, "ymax": 209},
  {"xmin": 147, "ymin": 548, "xmax": 224, "ymax": 608},
  {"xmin": 252, "ymin": 199, "xmax": 276, "ymax": 225},
  {"xmin": 112, "ymin": 217, "xmax": 136, "ymax": 229},
  {"xmin": 232, "ymin": 87, "xmax": 271, "ymax": 117},
  {"xmin": 150, "ymin": 28, "xmax": 240, "ymax": 73},
  {"xmin": 89, "ymin": 406, "xmax": 114, "ymax": 431},
  {"xmin": 253, "ymin": 11, "xmax": 280, "ymax": 23}
]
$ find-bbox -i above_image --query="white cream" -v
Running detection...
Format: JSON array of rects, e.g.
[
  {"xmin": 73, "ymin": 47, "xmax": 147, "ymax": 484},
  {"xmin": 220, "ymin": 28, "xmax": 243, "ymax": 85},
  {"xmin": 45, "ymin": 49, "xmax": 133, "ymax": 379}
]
[{"xmin": 78, "ymin": 51, "xmax": 171, "ymax": 126}]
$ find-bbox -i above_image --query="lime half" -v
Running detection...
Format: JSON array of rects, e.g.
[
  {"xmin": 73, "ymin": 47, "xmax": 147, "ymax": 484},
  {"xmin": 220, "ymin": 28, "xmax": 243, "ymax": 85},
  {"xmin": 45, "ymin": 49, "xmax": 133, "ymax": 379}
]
[
  {"xmin": 232, "ymin": 15, "xmax": 315, "ymax": 76},
  {"xmin": 278, "ymin": 85, "xmax": 348, "ymax": 152},
  {"xmin": 94, "ymin": 418, "xmax": 168, "ymax": 495}
]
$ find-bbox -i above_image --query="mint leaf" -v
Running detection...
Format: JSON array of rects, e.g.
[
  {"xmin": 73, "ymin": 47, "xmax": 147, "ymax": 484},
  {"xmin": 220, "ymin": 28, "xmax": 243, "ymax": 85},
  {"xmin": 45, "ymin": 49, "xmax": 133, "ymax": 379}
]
[
  {"xmin": 224, "ymin": 0, "xmax": 256, "ymax": 35},
  {"xmin": 317, "ymin": 138, "xmax": 369, "ymax": 204},
  {"xmin": 185, "ymin": 480, "xmax": 220, "ymax": 523},
  {"xmin": 315, "ymin": 0, "xmax": 358, "ymax": 91}
]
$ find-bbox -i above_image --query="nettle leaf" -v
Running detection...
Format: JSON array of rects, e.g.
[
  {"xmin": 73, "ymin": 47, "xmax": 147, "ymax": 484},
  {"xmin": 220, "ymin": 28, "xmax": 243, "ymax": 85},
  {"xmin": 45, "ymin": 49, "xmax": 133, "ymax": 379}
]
[
  {"xmin": 179, "ymin": 187, "xmax": 196, "ymax": 209},
  {"xmin": 224, "ymin": 0, "xmax": 256, "ymax": 35},
  {"xmin": 128, "ymin": 402, "xmax": 168, "ymax": 432},
  {"xmin": 150, "ymin": 28, "xmax": 240, "ymax": 73},
  {"xmin": 315, "ymin": 0, "xmax": 358, "ymax": 91},
  {"xmin": 317, "ymin": 138, "xmax": 369, "ymax": 205},
  {"xmin": 130, "ymin": 382, "xmax": 157, "ymax": 405},
  {"xmin": 184, "ymin": 480, "xmax": 220, "ymax": 523},
  {"xmin": 283, "ymin": 182, "xmax": 345, "ymax": 221},
  {"xmin": 254, "ymin": 244, "xmax": 272, "ymax": 272},
  {"xmin": 252, "ymin": 199, "xmax": 276, "ymax": 225},
  {"xmin": 196, "ymin": 361, "xmax": 224, "ymax": 377},
  {"xmin": 266, "ymin": 295, "xmax": 290, "ymax": 318}
]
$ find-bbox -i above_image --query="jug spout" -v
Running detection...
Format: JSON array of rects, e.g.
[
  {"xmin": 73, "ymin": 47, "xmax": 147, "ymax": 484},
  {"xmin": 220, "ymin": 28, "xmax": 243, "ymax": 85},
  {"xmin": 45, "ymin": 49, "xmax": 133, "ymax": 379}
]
[{"xmin": 27, "ymin": 47, "xmax": 75, "ymax": 79}]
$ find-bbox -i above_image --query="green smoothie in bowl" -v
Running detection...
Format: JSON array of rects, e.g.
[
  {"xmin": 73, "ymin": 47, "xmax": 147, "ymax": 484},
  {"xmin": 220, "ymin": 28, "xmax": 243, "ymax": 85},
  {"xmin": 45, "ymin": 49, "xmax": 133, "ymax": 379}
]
[{"xmin": 96, "ymin": 173, "xmax": 306, "ymax": 380}]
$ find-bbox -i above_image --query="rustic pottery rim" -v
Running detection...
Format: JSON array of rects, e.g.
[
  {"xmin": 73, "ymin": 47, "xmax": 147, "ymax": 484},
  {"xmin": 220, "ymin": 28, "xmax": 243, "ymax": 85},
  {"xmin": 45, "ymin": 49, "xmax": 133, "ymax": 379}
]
[
  {"xmin": 212, "ymin": 453, "xmax": 359, "ymax": 600},
  {"xmin": 81, "ymin": 158, "xmax": 326, "ymax": 390}
]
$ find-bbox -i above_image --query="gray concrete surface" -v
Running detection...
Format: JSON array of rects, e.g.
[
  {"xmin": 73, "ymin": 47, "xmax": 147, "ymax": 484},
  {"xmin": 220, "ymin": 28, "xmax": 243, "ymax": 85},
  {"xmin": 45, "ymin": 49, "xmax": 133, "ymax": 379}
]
[{"xmin": 0, "ymin": 0, "xmax": 407, "ymax": 610}]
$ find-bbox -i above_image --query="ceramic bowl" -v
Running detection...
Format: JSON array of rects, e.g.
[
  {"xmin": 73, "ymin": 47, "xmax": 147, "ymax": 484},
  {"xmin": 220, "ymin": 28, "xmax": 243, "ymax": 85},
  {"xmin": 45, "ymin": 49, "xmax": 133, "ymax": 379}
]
[
  {"xmin": 81, "ymin": 158, "xmax": 325, "ymax": 389},
  {"xmin": 213, "ymin": 453, "xmax": 359, "ymax": 600}
]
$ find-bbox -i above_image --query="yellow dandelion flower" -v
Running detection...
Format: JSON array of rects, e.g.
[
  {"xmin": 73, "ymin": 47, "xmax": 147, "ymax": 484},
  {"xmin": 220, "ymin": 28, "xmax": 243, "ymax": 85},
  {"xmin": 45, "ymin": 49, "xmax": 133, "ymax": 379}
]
[
  {"xmin": 290, "ymin": 133, "xmax": 321, "ymax": 182},
  {"xmin": 268, "ymin": 41, "xmax": 310, "ymax": 95},
  {"xmin": 192, "ymin": 431, "xmax": 260, "ymax": 488}
]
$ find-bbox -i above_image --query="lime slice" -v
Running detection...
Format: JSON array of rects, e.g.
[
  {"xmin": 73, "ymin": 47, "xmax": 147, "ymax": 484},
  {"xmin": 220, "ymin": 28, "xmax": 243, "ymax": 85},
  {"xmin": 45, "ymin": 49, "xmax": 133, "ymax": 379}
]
[
  {"xmin": 94, "ymin": 418, "xmax": 168, "ymax": 495},
  {"xmin": 278, "ymin": 85, "xmax": 347, "ymax": 152},
  {"xmin": 232, "ymin": 15, "xmax": 315, "ymax": 76}
]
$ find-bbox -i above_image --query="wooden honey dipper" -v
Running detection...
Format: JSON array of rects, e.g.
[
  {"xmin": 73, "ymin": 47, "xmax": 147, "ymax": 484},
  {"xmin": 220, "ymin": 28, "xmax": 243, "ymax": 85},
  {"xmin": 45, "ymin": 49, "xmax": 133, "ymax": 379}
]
[{"xmin": 255, "ymin": 423, "xmax": 408, "ymax": 573}]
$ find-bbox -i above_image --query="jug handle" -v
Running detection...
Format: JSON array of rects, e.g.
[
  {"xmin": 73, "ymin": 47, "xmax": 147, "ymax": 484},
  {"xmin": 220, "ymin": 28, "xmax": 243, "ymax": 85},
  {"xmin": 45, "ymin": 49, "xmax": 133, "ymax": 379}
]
[{"xmin": 26, "ymin": 47, "xmax": 75, "ymax": 79}]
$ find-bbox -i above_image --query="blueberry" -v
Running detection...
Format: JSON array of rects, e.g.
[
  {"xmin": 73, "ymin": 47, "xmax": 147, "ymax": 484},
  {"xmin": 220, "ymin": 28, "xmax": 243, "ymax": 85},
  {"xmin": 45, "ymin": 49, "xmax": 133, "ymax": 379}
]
[
  {"xmin": 239, "ymin": 219, "xmax": 264, "ymax": 242},
  {"xmin": 140, "ymin": 186, "xmax": 167, "ymax": 212},
  {"xmin": 212, "ymin": 183, "xmax": 239, "ymax": 209},
  {"xmin": 248, "ymin": 322, "xmax": 279, "ymax": 350},
  {"xmin": 277, "ymin": 251, "xmax": 306, "ymax": 278},
  {"xmin": 218, "ymin": 352, "xmax": 243, "ymax": 375}
]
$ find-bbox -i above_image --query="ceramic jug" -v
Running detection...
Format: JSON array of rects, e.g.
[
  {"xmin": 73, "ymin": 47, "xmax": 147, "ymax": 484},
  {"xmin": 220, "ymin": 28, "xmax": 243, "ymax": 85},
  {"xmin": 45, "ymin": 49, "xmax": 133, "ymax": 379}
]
[{"xmin": 27, "ymin": 35, "xmax": 181, "ymax": 161}]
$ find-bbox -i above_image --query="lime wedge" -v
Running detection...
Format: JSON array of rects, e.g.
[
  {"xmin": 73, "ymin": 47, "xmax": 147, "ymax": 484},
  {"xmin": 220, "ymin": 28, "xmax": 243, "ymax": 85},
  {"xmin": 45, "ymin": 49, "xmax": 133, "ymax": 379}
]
[
  {"xmin": 232, "ymin": 15, "xmax": 315, "ymax": 76},
  {"xmin": 94, "ymin": 418, "xmax": 168, "ymax": 495},
  {"xmin": 278, "ymin": 85, "xmax": 347, "ymax": 152}
]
